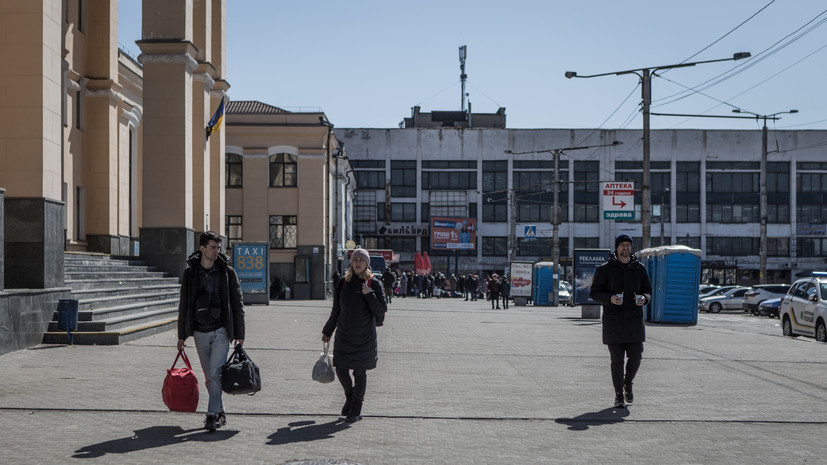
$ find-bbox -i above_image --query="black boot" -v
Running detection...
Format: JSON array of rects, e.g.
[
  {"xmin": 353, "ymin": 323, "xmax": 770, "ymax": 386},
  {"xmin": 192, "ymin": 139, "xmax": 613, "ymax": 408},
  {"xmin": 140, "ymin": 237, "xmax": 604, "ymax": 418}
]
[
  {"xmin": 345, "ymin": 400, "xmax": 363, "ymax": 423},
  {"xmin": 614, "ymin": 392, "xmax": 626, "ymax": 409},
  {"xmin": 624, "ymin": 382, "xmax": 634, "ymax": 404},
  {"xmin": 341, "ymin": 392, "xmax": 353, "ymax": 417}
]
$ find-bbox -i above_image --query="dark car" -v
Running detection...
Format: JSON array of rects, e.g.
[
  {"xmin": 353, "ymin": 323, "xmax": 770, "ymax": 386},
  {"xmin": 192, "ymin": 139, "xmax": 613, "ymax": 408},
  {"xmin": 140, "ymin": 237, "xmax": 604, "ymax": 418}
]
[{"xmin": 757, "ymin": 297, "xmax": 782, "ymax": 318}]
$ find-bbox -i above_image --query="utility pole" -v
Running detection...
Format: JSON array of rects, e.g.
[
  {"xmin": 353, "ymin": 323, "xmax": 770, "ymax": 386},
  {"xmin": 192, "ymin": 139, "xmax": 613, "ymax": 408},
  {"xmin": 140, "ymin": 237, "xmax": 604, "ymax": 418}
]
[
  {"xmin": 760, "ymin": 120, "xmax": 768, "ymax": 284},
  {"xmin": 507, "ymin": 140, "xmax": 622, "ymax": 306},
  {"xmin": 552, "ymin": 149, "xmax": 560, "ymax": 306},
  {"xmin": 641, "ymin": 69, "xmax": 652, "ymax": 249},
  {"xmin": 508, "ymin": 188, "xmax": 516, "ymax": 263},
  {"xmin": 733, "ymin": 108, "xmax": 798, "ymax": 284},
  {"xmin": 660, "ymin": 187, "xmax": 669, "ymax": 246}
]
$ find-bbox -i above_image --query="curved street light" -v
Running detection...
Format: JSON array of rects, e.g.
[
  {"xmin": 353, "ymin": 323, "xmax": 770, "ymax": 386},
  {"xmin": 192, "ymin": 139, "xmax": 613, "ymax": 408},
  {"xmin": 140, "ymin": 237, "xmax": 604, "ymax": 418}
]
[{"xmin": 565, "ymin": 52, "xmax": 751, "ymax": 250}]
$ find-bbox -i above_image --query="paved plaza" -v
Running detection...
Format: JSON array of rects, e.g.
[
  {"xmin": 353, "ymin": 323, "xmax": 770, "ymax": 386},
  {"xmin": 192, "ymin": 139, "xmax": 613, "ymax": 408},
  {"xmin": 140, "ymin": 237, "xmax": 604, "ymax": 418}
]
[{"xmin": 1, "ymin": 296, "xmax": 825, "ymax": 464}]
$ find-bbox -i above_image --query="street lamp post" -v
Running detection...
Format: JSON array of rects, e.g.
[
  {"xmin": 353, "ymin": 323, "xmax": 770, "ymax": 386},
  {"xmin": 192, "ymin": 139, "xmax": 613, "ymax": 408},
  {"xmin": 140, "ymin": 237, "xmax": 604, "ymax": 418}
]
[
  {"xmin": 507, "ymin": 140, "xmax": 621, "ymax": 306},
  {"xmin": 660, "ymin": 187, "xmax": 669, "ymax": 247},
  {"xmin": 732, "ymin": 108, "xmax": 798, "ymax": 284},
  {"xmin": 565, "ymin": 52, "xmax": 750, "ymax": 250}
]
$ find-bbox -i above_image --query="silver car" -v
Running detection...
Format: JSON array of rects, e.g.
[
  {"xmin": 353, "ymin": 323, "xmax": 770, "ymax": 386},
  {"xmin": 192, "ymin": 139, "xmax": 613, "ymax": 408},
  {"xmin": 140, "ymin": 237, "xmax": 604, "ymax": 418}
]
[{"xmin": 699, "ymin": 287, "xmax": 750, "ymax": 313}]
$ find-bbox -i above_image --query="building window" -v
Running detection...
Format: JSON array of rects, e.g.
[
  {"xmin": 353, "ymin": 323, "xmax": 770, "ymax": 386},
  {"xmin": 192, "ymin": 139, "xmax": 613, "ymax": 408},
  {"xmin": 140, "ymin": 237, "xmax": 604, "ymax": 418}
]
[
  {"xmin": 355, "ymin": 170, "xmax": 385, "ymax": 189},
  {"xmin": 226, "ymin": 153, "xmax": 242, "ymax": 187},
  {"xmin": 796, "ymin": 164, "xmax": 827, "ymax": 224},
  {"xmin": 429, "ymin": 191, "xmax": 467, "ymax": 218},
  {"xmin": 225, "ymin": 215, "xmax": 242, "ymax": 247},
  {"xmin": 354, "ymin": 191, "xmax": 377, "ymax": 235},
  {"xmin": 75, "ymin": 91, "xmax": 83, "ymax": 130},
  {"xmin": 269, "ymin": 153, "xmax": 297, "ymax": 187},
  {"xmin": 391, "ymin": 203, "xmax": 416, "ymax": 222},
  {"xmin": 767, "ymin": 237, "xmax": 789, "ymax": 257},
  {"xmin": 675, "ymin": 162, "xmax": 700, "ymax": 223},
  {"xmin": 706, "ymin": 163, "xmax": 760, "ymax": 223},
  {"xmin": 482, "ymin": 161, "xmax": 507, "ymax": 193},
  {"xmin": 518, "ymin": 237, "xmax": 551, "ymax": 257},
  {"xmin": 390, "ymin": 237, "xmax": 417, "ymax": 253},
  {"xmin": 269, "ymin": 215, "xmax": 297, "ymax": 249},
  {"xmin": 798, "ymin": 238, "xmax": 827, "ymax": 257},
  {"xmin": 707, "ymin": 237, "xmax": 758, "ymax": 256},
  {"xmin": 573, "ymin": 237, "xmax": 599, "ymax": 249},
  {"xmin": 675, "ymin": 236, "xmax": 701, "ymax": 250},
  {"xmin": 482, "ymin": 194, "xmax": 508, "ymax": 222},
  {"xmin": 391, "ymin": 160, "xmax": 417, "ymax": 197},
  {"xmin": 482, "ymin": 236, "xmax": 508, "ymax": 256},
  {"xmin": 574, "ymin": 161, "xmax": 599, "ymax": 222}
]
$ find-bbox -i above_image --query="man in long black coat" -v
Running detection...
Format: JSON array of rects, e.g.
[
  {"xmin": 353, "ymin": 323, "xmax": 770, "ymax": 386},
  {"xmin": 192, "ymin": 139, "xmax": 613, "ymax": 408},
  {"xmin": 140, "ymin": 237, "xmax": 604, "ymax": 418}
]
[{"xmin": 590, "ymin": 233, "xmax": 652, "ymax": 409}]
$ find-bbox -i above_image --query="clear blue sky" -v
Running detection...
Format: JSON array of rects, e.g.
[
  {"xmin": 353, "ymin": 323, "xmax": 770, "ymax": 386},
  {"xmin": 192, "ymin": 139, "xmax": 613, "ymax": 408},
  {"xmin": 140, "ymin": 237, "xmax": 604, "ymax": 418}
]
[{"xmin": 119, "ymin": 1, "xmax": 827, "ymax": 131}]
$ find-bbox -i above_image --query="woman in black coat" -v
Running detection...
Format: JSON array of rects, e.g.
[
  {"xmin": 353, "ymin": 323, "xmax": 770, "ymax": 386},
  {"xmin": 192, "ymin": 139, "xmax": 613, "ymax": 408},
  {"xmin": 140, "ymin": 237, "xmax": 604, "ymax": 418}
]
[{"xmin": 322, "ymin": 248, "xmax": 387, "ymax": 422}]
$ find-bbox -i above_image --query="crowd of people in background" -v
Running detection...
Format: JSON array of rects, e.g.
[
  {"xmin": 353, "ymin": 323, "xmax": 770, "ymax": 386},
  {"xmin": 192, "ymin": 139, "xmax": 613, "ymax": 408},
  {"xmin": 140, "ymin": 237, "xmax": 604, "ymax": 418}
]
[{"xmin": 373, "ymin": 268, "xmax": 512, "ymax": 309}]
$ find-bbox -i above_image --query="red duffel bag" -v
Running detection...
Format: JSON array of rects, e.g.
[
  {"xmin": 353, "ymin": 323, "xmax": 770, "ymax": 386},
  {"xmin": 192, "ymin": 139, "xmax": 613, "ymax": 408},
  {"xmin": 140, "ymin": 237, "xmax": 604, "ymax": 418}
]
[{"xmin": 162, "ymin": 348, "xmax": 199, "ymax": 412}]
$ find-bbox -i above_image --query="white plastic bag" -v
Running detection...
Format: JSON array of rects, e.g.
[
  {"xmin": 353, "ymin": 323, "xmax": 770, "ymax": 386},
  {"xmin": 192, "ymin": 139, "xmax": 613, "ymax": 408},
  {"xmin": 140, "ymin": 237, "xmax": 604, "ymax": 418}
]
[{"xmin": 312, "ymin": 342, "xmax": 335, "ymax": 383}]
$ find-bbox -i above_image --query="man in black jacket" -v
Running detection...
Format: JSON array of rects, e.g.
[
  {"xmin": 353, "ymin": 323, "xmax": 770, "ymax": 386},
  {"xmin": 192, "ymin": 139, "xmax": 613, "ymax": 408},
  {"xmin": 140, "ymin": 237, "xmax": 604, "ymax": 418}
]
[
  {"xmin": 177, "ymin": 231, "xmax": 245, "ymax": 432},
  {"xmin": 590, "ymin": 233, "xmax": 652, "ymax": 409},
  {"xmin": 382, "ymin": 268, "xmax": 396, "ymax": 303}
]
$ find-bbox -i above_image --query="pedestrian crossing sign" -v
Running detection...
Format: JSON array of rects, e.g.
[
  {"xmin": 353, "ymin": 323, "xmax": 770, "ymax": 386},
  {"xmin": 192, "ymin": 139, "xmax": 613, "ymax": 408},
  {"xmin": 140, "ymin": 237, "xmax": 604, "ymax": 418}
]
[{"xmin": 524, "ymin": 226, "xmax": 536, "ymax": 239}]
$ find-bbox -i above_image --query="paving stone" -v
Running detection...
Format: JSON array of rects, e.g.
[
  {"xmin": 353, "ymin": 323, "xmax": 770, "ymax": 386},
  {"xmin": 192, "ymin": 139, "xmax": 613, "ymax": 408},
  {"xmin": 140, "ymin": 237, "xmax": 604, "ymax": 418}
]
[{"xmin": 0, "ymin": 297, "xmax": 825, "ymax": 464}]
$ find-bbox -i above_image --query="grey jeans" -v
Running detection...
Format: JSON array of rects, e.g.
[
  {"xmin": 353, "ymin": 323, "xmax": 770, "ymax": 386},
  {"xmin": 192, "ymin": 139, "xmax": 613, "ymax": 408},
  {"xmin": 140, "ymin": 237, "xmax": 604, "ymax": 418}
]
[{"xmin": 193, "ymin": 327, "xmax": 229, "ymax": 416}]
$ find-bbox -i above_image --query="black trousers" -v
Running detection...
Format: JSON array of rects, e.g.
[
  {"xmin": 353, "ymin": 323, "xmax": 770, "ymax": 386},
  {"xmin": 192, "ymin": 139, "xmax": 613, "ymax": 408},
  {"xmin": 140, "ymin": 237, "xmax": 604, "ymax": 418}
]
[
  {"xmin": 336, "ymin": 367, "xmax": 367, "ymax": 403},
  {"xmin": 607, "ymin": 342, "xmax": 643, "ymax": 394}
]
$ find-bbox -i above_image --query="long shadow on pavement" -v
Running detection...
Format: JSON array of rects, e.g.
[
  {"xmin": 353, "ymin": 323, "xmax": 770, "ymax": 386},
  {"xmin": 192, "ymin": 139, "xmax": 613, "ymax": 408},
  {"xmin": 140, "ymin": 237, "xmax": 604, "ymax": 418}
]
[
  {"xmin": 73, "ymin": 425, "xmax": 238, "ymax": 458},
  {"xmin": 266, "ymin": 419, "xmax": 350, "ymax": 445},
  {"xmin": 555, "ymin": 407, "xmax": 629, "ymax": 431}
]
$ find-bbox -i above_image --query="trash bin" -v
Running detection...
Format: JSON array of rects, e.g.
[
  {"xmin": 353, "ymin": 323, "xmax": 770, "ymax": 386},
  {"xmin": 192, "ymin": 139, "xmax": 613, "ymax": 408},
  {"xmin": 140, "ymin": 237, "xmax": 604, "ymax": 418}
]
[{"xmin": 57, "ymin": 299, "xmax": 79, "ymax": 331}]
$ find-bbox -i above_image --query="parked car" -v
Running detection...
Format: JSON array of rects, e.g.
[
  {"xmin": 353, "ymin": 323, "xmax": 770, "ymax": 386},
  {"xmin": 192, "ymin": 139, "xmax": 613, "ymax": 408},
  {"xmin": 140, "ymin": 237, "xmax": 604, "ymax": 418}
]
[
  {"xmin": 699, "ymin": 285, "xmax": 721, "ymax": 295},
  {"xmin": 558, "ymin": 281, "xmax": 573, "ymax": 306},
  {"xmin": 743, "ymin": 284, "xmax": 790, "ymax": 315},
  {"xmin": 779, "ymin": 273, "xmax": 827, "ymax": 342},
  {"xmin": 699, "ymin": 287, "xmax": 750, "ymax": 313},
  {"xmin": 757, "ymin": 297, "xmax": 782, "ymax": 318},
  {"xmin": 699, "ymin": 285, "xmax": 737, "ymax": 301}
]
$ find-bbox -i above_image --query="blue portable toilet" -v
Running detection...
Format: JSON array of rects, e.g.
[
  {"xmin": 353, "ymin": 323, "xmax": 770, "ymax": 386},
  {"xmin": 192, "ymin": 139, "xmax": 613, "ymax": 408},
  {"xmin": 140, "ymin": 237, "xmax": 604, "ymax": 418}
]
[
  {"xmin": 637, "ymin": 247, "xmax": 659, "ymax": 322},
  {"xmin": 532, "ymin": 261, "xmax": 557, "ymax": 306},
  {"xmin": 638, "ymin": 245, "xmax": 701, "ymax": 324}
]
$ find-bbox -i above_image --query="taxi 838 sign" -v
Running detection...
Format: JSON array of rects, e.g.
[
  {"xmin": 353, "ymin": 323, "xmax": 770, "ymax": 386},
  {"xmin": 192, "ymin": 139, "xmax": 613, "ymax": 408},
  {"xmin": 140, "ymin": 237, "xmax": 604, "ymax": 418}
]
[{"xmin": 232, "ymin": 242, "xmax": 268, "ymax": 296}]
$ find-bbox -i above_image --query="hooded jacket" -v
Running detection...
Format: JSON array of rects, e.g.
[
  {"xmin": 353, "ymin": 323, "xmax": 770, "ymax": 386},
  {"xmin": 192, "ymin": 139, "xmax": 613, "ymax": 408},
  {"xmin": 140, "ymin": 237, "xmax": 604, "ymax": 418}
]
[
  {"xmin": 590, "ymin": 252, "xmax": 652, "ymax": 344},
  {"xmin": 323, "ymin": 275, "xmax": 387, "ymax": 370},
  {"xmin": 177, "ymin": 250, "xmax": 245, "ymax": 340}
]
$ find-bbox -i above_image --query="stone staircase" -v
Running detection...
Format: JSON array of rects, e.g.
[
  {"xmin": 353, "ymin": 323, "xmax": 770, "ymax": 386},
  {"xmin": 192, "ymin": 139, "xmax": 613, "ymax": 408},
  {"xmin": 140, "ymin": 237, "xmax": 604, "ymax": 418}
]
[{"xmin": 42, "ymin": 252, "xmax": 181, "ymax": 345}]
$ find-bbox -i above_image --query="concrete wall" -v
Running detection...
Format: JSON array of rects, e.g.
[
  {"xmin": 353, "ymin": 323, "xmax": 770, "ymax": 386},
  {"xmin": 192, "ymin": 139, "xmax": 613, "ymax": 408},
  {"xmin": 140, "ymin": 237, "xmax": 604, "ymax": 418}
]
[{"xmin": 0, "ymin": 288, "xmax": 72, "ymax": 356}]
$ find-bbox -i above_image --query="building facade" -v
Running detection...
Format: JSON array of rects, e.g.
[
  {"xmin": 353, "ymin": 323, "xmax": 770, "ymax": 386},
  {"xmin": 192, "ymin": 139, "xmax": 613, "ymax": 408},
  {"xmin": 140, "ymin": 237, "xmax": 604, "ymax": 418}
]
[
  {"xmin": 336, "ymin": 125, "xmax": 827, "ymax": 286},
  {"xmin": 224, "ymin": 101, "xmax": 354, "ymax": 300},
  {"xmin": 0, "ymin": 0, "xmax": 230, "ymax": 353}
]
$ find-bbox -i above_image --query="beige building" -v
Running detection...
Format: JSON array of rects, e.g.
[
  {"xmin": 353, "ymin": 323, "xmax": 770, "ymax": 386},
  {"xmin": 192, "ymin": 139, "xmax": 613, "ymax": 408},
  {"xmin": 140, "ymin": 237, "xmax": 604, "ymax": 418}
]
[
  {"xmin": 225, "ymin": 101, "xmax": 354, "ymax": 300},
  {"xmin": 0, "ymin": 0, "xmax": 230, "ymax": 289},
  {"xmin": 0, "ymin": 1, "xmax": 352, "ymax": 302}
]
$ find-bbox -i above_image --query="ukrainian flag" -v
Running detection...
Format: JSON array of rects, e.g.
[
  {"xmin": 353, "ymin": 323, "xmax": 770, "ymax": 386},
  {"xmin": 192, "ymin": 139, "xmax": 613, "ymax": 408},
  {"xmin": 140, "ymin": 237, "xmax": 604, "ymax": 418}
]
[{"xmin": 205, "ymin": 98, "xmax": 225, "ymax": 141}]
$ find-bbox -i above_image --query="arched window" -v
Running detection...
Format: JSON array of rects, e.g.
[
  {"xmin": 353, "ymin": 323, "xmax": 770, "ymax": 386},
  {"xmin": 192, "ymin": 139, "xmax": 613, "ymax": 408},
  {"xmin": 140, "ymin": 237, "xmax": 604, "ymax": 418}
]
[
  {"xmin": 269, "ymin": 153, "xmax": 297, "ymax": 187},
  {"xmin": 226, "ymin": 153, "xmax": 242, "ymax": 187}
]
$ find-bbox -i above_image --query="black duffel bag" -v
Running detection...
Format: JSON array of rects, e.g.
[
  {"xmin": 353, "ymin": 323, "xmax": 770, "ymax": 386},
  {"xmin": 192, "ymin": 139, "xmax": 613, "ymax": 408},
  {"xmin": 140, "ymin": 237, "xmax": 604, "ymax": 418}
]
[{"xmin": 221, "ymin": 344, "xmax": 261, "ymax": 395}]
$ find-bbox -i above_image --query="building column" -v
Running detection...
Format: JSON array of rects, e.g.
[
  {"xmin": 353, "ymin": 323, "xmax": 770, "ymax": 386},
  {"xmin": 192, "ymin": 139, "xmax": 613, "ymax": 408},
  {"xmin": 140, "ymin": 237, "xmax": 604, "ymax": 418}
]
[
  {"xmin": 137, "ymin": 1, "xmax": 197, "ymax": 277},
  {"xmin": 84, "ymin": 1, "xmax": 125, "ymax": 255},
  {"xmin": 0, "ymin": 1, "xmax": 64, "ymax": 289}
]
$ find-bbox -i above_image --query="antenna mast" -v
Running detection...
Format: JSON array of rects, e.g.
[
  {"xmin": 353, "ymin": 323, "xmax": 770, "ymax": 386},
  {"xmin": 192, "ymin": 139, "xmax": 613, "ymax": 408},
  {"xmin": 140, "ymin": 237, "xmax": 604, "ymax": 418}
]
[{"xmin": 459, "ymin": 45, "xmax": 467, "ymax": 112}]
